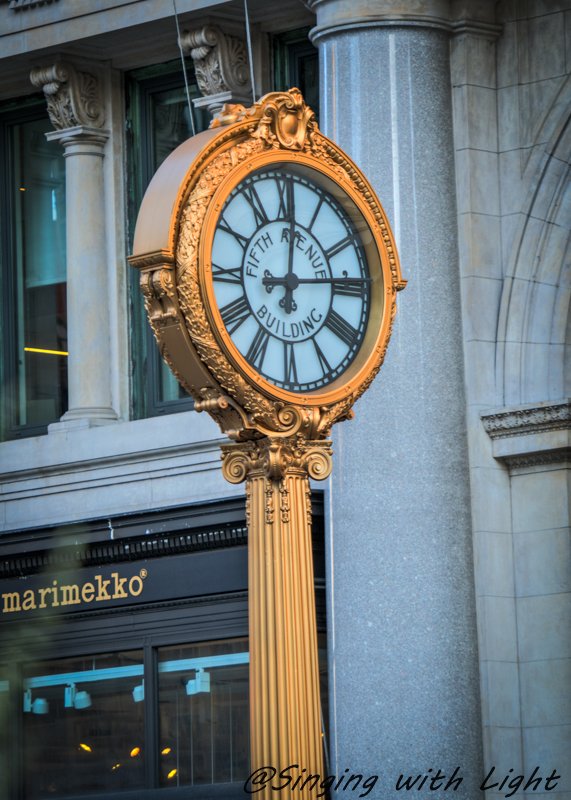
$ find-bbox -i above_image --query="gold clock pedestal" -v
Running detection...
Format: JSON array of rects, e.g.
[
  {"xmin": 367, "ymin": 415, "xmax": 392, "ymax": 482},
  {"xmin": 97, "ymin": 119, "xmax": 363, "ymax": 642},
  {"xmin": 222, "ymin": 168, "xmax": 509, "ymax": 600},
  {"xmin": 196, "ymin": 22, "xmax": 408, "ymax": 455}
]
[
  {"xmin": 129, "ymin": 89, "xmax": 404, "ymax": 795},
  {"xmin": 222, "ymin": 436, "xmax": 332, "ymax": 797}
]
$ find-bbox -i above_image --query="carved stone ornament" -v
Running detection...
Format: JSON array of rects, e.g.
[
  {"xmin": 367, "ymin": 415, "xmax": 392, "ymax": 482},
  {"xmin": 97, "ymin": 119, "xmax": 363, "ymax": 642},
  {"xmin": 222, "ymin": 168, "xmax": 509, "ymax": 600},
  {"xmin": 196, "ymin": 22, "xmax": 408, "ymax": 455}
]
[
  {"xmin": 482, "ymin": 401, "xmax": 571, "ymax": 439},
  {"xmin": 30, "ymin": 61, "xmax": 105, "ymax": 130},
  {"xmin": 129, "ymin": 89, "xmax": 405, "ymax": 444},
  {"xmin": 179, "ymin": 25, "xmax": 251, "ymax": 100}
]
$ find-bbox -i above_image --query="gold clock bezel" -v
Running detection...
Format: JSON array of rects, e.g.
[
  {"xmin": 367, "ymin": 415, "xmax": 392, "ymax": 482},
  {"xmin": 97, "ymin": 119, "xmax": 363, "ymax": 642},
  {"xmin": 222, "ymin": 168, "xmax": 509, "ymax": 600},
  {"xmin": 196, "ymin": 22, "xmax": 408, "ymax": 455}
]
[{"xmin": 199, "ymin": 150, "xmax": 391, "ymax": 407}]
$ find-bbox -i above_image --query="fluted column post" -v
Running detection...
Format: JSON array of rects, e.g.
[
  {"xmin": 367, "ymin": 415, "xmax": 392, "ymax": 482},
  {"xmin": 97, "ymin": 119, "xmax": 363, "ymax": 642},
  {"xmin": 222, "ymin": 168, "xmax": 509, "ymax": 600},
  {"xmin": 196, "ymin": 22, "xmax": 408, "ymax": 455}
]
[
  {"xmin": 222, "ymin": 436, "xmax": 332, "ymax": 797},
  {"xmin": 30, "ymin": 62, "xmax": 117, "ymax": 429}
]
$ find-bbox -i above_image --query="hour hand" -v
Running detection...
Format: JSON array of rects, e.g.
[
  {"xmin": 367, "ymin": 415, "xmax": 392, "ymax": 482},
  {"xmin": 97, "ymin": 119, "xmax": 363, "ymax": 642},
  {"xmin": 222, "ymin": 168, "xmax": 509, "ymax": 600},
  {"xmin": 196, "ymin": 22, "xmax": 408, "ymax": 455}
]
[
  {"xmin": 262, "ymin": 269, "xmax": 286, "ymax": 292},
  {"xmin": 262, "ymin": 270, "xmax": 297, "ymax": 313}
]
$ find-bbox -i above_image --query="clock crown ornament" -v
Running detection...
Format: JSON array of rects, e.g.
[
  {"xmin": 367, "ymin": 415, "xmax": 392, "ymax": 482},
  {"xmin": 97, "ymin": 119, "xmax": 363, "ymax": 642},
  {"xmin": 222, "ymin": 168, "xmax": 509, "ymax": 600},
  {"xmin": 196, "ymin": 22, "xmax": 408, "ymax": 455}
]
[{"xmin": 129, "ymin": 88, "xmax": 405, "ymax": 443}]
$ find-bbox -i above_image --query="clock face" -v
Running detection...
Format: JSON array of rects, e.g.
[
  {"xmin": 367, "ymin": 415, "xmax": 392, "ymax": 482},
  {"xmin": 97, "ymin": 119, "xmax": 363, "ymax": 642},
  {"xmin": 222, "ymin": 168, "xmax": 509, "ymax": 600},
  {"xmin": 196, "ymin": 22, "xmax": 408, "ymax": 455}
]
[{"xmin": 210, "ymin": 165, "xmax": 372, "ymax": 393}]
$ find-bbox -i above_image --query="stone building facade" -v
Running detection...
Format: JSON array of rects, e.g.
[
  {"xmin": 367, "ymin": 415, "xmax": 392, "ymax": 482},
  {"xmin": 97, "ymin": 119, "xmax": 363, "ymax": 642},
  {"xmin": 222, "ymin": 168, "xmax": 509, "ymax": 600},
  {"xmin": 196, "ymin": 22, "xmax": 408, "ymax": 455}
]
[{"xmin": 0, "ymin": 1, "xmax": 569, "ymax": 798}]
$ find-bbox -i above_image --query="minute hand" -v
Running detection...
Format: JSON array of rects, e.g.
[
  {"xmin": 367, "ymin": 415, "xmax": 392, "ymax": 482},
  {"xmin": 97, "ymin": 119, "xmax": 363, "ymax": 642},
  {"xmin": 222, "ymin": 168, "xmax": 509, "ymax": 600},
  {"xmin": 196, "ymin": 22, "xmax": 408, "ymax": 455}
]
[
  {"xmin": 262, "ymin": 275, "xmax": 372, "ymax": 287},
  {"xmin": 293, "ymin": 277, "xmax": 371, "ymax": 285}
]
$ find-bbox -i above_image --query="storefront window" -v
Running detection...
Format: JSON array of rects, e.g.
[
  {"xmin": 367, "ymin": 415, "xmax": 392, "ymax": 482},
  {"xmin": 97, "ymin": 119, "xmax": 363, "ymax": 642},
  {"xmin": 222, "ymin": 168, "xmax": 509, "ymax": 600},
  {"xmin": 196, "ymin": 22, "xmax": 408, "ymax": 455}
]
[
  {"xmin": 22, "ymin": 651, "xmax": 145, "ymax": 798},
  {"xmin": 0, "ymin": 668, "xmax": 10, "ymax": 800},
  {"xmin": 1, "ymin": 105, "xmax": 67, "ymax": 440},
  {"xmin": 157, "ymin": 638, "xmax": 249, "ymax": 787}
]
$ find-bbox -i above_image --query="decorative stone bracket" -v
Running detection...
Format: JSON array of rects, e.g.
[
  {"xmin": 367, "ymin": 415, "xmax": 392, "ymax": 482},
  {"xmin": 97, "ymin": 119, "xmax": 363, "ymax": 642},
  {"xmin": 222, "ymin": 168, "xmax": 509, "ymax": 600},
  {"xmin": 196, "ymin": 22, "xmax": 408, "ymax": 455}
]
[
  {"xmin": 482, "ymin": 400, "xmax": 571, "ymax": 469},
  {"xmin": 30, "ymin": 61, "xmax": 105, "ymax": 131},
  {"xmin": 179, "ymin": 25, "xmax": 252, "ymax": 116}
]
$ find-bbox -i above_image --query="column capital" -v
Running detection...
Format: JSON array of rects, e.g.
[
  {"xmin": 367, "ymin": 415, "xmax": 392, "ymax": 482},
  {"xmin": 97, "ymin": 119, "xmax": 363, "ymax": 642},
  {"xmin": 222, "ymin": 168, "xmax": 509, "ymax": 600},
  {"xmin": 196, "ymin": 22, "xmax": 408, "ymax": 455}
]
[
  {"xmin": 46, "ymin": 125, "xmax": 109, "ymax": 153},
  {"xmin": 179, "ymin": 25, "xmax": 252, "ymax": 116},
  {"xmin": 30, "ymin": 61, "xmax": 105, "ymax": 131},
  {"xmin": 221, "ymin": 436, "xmax": 333, "ymax": 484},
  {"xmin": 306, "ymin": 0, "xmax": 501, "ymax": 42}
]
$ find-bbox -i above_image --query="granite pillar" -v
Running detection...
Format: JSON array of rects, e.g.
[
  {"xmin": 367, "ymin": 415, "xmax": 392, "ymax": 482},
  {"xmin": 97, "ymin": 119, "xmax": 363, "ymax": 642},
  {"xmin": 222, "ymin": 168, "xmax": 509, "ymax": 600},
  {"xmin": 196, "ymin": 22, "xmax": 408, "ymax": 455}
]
[{"xmin": 308, "ymin": 1, "xmax": 483, "ymax": 795}]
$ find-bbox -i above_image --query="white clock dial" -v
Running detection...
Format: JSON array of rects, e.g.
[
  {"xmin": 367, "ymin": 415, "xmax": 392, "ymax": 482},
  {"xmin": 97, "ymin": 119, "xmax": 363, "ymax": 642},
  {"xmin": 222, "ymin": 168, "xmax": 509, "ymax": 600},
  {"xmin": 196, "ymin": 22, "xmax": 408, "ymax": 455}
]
[{"xmin": 211, "ymin": 165, "xmax": 371, "ymax": 392}]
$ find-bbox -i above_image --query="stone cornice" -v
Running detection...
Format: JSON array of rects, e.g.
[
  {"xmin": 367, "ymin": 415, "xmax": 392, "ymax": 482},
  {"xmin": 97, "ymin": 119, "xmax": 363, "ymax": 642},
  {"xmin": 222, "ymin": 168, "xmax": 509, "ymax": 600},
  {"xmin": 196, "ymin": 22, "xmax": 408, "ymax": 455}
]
[
  {"xmin": 9, "ymin": 0, "xmax": 57, "ymax": 8},
  {"xmin": 482, "ymin": 401, "xmax": 571, "ymax": 439},
  {"xmin": 304, "ymin": 0, "xmax": 501, "ymax": 43},
  {"xmin": 482, "ymin": 400, "xmax": 571, "ymax": 469}
]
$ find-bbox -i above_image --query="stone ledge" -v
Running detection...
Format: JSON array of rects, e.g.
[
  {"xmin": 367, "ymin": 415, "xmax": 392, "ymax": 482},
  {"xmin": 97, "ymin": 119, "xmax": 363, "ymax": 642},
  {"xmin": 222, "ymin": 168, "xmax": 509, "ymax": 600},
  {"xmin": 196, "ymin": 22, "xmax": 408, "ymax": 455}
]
[
  {"xmin": 0, "ymin": 411, "xmax": 236, "ymax": 532},
  {"xmin": 481, "ymin": 400, "xmax": 571, "ymax": 468}
]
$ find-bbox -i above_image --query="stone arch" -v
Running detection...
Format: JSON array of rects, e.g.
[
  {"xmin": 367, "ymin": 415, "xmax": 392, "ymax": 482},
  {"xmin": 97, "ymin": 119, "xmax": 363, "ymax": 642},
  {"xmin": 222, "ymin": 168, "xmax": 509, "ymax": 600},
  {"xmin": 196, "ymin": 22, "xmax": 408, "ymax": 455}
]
[{"xmin": 496, "ymin": 76, "xmax": 571, "ymax": 406}]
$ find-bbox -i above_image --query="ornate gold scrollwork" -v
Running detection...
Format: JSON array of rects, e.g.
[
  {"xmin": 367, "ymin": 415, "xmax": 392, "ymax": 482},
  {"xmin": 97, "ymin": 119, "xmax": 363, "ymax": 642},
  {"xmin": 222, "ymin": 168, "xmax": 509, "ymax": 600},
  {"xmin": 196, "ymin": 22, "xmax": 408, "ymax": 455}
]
[
  {"xmin": 211, "ymin": 88, "xmax": 317, "ymax": 151},
  {"xmin": 220, "ymin": 436, "xmax": 333, "ymax": 484}
]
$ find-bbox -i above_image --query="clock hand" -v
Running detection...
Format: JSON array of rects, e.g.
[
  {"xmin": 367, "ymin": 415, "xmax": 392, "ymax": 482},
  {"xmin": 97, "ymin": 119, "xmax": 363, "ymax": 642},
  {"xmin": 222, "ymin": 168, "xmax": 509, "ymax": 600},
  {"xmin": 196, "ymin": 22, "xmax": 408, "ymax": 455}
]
[
  {"xmin": 262, "ymin": 270, "xmax": 371, "ymax": 288},
  {"xmin": 290, "ymin": 277, "xmax": 372, "ymax": 285},
  {"xmin": 282, "ymin": 180, "xmax": 296, "ymax": 314}
]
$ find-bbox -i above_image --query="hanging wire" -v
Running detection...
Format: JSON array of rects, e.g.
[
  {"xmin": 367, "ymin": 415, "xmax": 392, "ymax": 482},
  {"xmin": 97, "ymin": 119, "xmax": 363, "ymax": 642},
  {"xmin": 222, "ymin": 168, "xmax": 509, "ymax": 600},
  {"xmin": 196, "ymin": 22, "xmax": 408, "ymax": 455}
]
[
  {"xmin": 244, "ymin": 0, "xmax": 257, "ymax": 103},
  {"xmin": 173, "ymin": 0, "xmax": 197, "ymax": 137}
]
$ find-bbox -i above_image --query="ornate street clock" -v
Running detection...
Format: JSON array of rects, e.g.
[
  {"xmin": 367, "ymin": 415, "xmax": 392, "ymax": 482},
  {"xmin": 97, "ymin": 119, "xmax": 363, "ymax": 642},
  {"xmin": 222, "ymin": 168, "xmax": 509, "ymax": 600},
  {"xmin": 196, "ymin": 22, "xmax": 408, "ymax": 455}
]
[
  {"xmin": 130, "ymin": 89, "xmax": 404, "ymax": 441},
  {"xmin": 129, "ymin": 89, "xmax": 404, "ymax": 798}
]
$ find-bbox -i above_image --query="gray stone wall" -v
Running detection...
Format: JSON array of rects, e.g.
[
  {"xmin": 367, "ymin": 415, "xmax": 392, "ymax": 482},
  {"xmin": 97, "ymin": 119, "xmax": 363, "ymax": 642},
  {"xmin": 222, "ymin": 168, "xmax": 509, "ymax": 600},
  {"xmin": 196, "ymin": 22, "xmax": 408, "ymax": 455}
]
[{"xmin": 453, "ymin": 1, "xmax": 571, "ymax": 795}]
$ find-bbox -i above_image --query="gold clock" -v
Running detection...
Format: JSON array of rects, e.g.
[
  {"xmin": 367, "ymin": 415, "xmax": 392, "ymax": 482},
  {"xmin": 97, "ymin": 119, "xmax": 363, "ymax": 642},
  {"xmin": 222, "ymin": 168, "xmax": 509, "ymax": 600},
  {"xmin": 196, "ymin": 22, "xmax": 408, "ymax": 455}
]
[{"xmin": 129, "ymin": 89, "xmax": 405, "ymax": 440}]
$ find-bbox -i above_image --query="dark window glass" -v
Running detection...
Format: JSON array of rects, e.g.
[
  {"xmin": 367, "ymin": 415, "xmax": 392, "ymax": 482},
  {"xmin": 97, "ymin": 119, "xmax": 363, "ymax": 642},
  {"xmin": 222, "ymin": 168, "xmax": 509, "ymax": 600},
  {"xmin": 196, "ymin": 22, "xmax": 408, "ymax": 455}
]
[
  {"xmin": 272, "ymin": 29, "xmax": 318, "ymax": 114},
  {"xmin": 157, "ymin": 638, "xmax": 249, "ymax": 787},
  {"xmin": 22, "ymin": 650, "xmax": 145, "ymax": 798},
  {"xmin": 0, "ymin": 668, "xmax": 10, "ymax": 800},
  {"xmin": 1, "ymin": 107, "xmax": 68, "ymax": 439},
  {"xmin": 126, "ymin": 67, "xmax": 209, "ymax": 417}
]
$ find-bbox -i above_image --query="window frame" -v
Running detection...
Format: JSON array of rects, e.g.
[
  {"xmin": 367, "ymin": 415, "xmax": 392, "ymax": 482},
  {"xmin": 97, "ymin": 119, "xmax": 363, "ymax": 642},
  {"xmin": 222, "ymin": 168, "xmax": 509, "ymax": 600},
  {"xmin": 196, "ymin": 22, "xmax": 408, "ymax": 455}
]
[
  {"xmin": 126, "ymin": 64, "xmax": 207, "ymax": 420},
  {"xmin": 0, "ymin": 95, "xmax": 67, "ymax": 441}
]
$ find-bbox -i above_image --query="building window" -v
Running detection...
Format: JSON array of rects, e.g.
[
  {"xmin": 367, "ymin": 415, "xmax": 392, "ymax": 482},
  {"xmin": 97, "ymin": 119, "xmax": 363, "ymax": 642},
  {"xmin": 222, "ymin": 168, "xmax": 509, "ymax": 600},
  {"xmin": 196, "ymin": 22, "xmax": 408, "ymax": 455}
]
[
  {"xmin": 126, "ymin": 34, "xmax": 319, "ymax": 421},
  {"xmin": 23, "ymin": 650, "xmax": 147, "ymax": 798},
  {"xmin": 126, "ymin": 65, "xmax": 210, "ymax": 419},
  {"xmin": 20, "ymin": 640, "xmax": 249, "ymax": 798},
  {"xmin": 272, "ymin": 28, "xmax": 318, "ymax": 113},
  {"xmin": 157, "ymin": 639, "xmax": 249, "ymax": 787},
  {"xmin": 0, "ymin": 100, "xmax": 67, "ymax": 440}
]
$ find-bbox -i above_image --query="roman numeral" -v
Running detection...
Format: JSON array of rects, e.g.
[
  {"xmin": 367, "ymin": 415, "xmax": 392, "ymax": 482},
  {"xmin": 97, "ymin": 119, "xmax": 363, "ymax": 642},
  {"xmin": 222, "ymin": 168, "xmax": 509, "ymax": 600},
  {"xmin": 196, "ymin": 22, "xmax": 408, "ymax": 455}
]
[
  {"xmin": 217, "ymin": 217, "xmax": 248, "ymax": 248},
  {"xmin": 275, "ymin": 176, "xmax": 296, "ymax": 222},
  {"xmin": 283, "ymin": 342, "xmax": 298, "ymax": 387},
  {"xmin": 324, "ymin": 309, "xmax": 359, "ymax": 348},
  {"xmin": 212, "ymin": 263, "xmax": 242, "ymax": 284},
  {"xmin": 246, "ymin": 327, "xmax": 270, "ymax": 370},
  {"xmin": 313, "ymin": 338, "xmax": 332, "ymax": 374},
  {"xmin": 325, "ymin": 236, "xmax": 353, "ymax": 260},
  {"xmin": 241, "ymin": 182, "xmax": 269, "ymax": 227},
  {"xmin": 308, "ymin": 196, "xmax": 324, "ymax": 232},
  {"xmin": 275, "ymin": 176, "xmax": 293, "ymax": 220},
  {"xmin": 220, "ymin": 295, "xmax": 250, "ymax": 334},
  {"xmin": 332, "ymin": 278, "xmax": 366, "ymax": 297}
]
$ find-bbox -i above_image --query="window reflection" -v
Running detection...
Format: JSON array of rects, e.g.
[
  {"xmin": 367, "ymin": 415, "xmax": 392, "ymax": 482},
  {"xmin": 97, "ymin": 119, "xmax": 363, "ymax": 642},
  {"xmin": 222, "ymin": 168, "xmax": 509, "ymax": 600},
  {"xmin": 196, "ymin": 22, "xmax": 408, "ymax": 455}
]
[
  {"xmin": 0, "ymin": 668, "xmax": 10, "ymax": 799},
  {"xmin": 22, "ymin": 651, "xmax": 145, "ymax": 798},
  {"xmin": 149, "ymin": 85, "xmax": 208, "ymax": 405},
  {"xmin": 13, "ymin": 117, "xmax": 68, "ymax": 429},
  {"xmin": 158, "ymin": 638, "xmax": 249, "ymax": 787}
]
